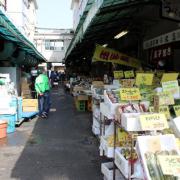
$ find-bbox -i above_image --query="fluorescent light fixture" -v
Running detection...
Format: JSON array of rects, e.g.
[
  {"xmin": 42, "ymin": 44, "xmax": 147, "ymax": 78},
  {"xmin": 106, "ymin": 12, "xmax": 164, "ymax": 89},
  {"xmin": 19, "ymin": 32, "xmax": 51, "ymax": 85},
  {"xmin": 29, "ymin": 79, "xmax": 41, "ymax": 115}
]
[
  {"xmin": 114, "ymin": 30, "xmax": 128, "ymax": 39},
  {"xmin": 102, "ymin": 44, "xmax": 108, "ymax": 47}
]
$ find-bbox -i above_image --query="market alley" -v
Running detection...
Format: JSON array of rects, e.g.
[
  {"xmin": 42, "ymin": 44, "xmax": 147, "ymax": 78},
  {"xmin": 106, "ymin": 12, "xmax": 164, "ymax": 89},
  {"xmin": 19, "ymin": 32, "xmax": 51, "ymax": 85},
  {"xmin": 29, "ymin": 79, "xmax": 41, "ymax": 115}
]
[{"xmin": 0, "ymin": 87, "xmax": 102, "ymax": 180}]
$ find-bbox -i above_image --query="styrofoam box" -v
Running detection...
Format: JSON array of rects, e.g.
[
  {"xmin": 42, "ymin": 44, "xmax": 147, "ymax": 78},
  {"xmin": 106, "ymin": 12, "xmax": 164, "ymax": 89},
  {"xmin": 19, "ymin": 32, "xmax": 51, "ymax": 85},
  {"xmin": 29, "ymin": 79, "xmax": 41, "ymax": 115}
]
[
  {"xmin": 136, "ymin": 134, "xmax": 179, "ymax": 180},
  {"xmin": 93, "ymin": 117, "xmax": 100, "ymax": 128},
  {"xmin": 92, "ymin": 126, "xmax": 100, "ymax": 135},
  {"xmin": 115, "ymin": 148, "xmax": 130, "ymax": 179},
  {"xmin": 121, "ymin": 113, "xmax": 142, "ymax": 131},
  {"xmin": 101, "ymin": 162, "xmax": 122, "ymax": 180},
  {"xmin": 100, "ymin": 136, "xmax": 114, "ymax": 158},
  {"xmin": 100, "ymin": 102, "xmax": 114, "ymax": 119},
  {"xmin": 103, "ymin": 90, "xmax": 120, "ymax": 117},
  {"xmin": 172, "ymin": 117, "xmax": 180, "ymax": 138}
]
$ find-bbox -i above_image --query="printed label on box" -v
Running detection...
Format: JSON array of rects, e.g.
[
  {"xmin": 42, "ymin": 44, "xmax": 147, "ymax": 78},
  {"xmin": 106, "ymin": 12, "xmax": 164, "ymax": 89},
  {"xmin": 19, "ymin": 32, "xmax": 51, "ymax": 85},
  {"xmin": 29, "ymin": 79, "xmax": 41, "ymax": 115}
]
[{"xmin": 140, "ymin": 113, "xmax": 168, "ymax": 131}]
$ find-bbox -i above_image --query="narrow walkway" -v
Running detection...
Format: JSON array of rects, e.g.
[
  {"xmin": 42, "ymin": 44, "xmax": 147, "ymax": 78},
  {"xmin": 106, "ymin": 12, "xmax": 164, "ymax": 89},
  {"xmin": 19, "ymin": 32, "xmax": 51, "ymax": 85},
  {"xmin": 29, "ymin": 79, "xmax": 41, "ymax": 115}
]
[{"xmin": 0, "ymin": 88, "xmax": 102, "ymax": 180}]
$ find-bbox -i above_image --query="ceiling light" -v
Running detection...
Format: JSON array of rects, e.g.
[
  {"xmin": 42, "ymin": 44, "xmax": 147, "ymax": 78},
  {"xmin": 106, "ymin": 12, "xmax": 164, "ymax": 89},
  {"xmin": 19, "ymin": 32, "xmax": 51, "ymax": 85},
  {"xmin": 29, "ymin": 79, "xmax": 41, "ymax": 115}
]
[
  {"xmin": 102, "ymin": 44, "xmax": 108, "ymax": 47},
  {"xmin": 114, "ymin": 30, "xmax": 128, "ymax": 39}
]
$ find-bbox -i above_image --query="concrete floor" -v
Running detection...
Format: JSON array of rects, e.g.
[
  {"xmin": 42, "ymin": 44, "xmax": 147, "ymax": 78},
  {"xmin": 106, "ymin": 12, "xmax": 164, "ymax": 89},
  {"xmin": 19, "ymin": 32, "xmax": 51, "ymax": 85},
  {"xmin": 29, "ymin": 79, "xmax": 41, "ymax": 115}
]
[{"xmin": 0, "ymin": 88, "xmax": 103, "ymax": 180}]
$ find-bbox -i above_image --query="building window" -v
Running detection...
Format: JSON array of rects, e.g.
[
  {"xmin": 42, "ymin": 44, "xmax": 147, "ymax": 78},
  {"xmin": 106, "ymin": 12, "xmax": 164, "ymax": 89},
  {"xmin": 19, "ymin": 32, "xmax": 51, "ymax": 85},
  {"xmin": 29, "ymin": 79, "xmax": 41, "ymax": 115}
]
[{"xmin": 44, "ymin": 40, "xmax": 64, "ymax": 51}]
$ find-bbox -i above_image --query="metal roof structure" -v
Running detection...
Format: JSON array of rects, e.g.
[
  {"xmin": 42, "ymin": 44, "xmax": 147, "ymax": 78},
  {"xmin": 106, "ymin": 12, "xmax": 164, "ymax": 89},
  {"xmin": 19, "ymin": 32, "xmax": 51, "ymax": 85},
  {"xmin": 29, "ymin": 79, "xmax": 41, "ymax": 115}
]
[
  {"xmin": 0, "ymin": 9, "xmax": 46, "ymax": 64},
  {"xmin": 65, "ymin": 0, "xmax": 161, "ymax": 64}
]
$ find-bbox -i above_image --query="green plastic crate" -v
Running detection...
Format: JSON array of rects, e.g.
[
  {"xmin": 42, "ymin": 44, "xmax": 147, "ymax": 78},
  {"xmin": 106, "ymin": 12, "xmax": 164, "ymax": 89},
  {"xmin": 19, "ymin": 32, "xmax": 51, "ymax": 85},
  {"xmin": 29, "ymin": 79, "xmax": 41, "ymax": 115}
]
[{"xmin": 76, "ymin": 100, "xmax": 86, "ymax": 111}]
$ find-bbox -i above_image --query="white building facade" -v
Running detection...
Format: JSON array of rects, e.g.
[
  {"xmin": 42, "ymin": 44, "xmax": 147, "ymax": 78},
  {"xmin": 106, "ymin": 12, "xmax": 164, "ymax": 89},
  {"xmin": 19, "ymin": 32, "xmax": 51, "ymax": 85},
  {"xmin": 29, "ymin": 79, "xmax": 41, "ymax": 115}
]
[
  {"xmin": 71, "ymin": 0, "xmax": 89, "ymax": 30},
  {"xmin": 34, "ymin": 28, "xmax": 73, "ymax": 63},
  {"xmin": 0, "ymin": 0, "xmax": 38, "ymax": 42}
]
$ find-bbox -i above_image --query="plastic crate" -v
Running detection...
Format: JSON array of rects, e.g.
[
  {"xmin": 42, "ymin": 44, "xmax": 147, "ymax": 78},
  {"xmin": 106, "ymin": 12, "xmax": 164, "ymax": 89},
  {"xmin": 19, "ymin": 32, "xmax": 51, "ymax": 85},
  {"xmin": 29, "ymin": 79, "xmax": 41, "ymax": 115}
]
[
  {"xmin": 0, "ymin": 114, "xmax": 16, "ymax": 133},
  {"xmin": 76, "ymin": 100, "xmax": 86, "ymax": 111}
]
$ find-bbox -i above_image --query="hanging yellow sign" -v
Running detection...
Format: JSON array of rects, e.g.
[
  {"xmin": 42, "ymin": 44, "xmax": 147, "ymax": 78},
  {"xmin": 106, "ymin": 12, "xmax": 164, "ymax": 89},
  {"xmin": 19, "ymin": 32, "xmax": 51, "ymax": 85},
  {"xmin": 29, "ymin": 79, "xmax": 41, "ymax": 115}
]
[
  {"xmin": 113, "ymin": 71, "xmax": 124, "ymax": 79},
  {"xmin": 159, "ymin": 106, "xmax": 171, "ymax": 119},
  {"xmin": 136, "ymin": 73, "xmax": 154, "ymax": 86},
  {"xmin": 120, "ymin": 79, "xmax": 135, "ymax": 88},
  {"xmin": 92, "ymin": 45, "xmax": 141, "ymax": 68},
  {"xmin": 120, "ymin": 88, "xmax": 141, "ymax": 101},
  {"xmin": 174, "ymin": 105, "xmax": 180, "ymax": 117},
  {"xmin": 161, "ymin": 73, "xmax": 179, "ymax": 83},
  {"xmin": 124, "ymin": 70, "xmax": 135, "ymax": 78},
  {"xmin": 140, "ymin": 113, "xmax": 168, "ymax": 131},
  {"xmin": 158, "ymin": 155, "xmax": 180, "ymax": 176}
]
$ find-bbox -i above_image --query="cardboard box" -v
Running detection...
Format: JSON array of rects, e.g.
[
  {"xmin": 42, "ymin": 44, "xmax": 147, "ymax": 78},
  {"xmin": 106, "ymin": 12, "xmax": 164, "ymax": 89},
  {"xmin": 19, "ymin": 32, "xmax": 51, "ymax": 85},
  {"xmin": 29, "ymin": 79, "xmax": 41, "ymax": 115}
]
[
  {"xmin": 73, "ymin": 86, "xmax": 84, "ymax": 93},
  {"xmin": 76, "ymin": 95, "xmax": 88, "ymax": 101},
  {"xmin": 22, "ymin": 99, "xmax": 38, "ymax": 107},
  {"xmin": 92, "ymin": 81, "xmax": 104, "ymax": 88},
  {"xmin": 23, "ymin": 106, "xmax": 38, "ymax": 112}
]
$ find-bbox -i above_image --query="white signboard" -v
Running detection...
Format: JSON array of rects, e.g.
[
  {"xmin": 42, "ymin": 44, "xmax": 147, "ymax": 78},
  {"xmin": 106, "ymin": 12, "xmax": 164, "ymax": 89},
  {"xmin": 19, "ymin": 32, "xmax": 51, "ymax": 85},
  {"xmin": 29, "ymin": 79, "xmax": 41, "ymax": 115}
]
[{"xmin": 143, "ymin": 29, "xmax": 180, "ymax": 49}]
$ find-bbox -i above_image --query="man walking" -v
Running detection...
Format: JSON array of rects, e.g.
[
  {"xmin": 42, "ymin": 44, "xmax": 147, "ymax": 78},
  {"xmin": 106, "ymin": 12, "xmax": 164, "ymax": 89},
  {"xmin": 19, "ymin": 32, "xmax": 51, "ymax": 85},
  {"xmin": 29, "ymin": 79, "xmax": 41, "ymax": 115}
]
[{"xmin": 35, "ymin": 69, "xmax": 51, "ymax": 118}]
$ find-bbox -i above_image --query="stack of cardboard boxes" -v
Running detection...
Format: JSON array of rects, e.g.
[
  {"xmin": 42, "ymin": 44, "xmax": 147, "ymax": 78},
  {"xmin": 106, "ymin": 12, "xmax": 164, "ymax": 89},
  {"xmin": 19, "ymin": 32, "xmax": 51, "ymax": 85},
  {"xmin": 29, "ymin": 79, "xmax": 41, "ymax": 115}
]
[
  {"xmin": 22, "ymin": 99, "xmax": 38, "ymax": 112},
  {"xmin": 21, "ymin": 78, "xmax": 32, "ymax": 99}
]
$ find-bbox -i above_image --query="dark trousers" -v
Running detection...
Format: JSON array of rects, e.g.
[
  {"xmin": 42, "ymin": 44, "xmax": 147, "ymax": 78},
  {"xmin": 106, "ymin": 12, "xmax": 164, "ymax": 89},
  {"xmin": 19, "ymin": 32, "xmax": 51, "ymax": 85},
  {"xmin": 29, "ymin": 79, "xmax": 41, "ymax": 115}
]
[{"xmin": 38, "ymin": 91, "xmax": 50, "ymax": 115}]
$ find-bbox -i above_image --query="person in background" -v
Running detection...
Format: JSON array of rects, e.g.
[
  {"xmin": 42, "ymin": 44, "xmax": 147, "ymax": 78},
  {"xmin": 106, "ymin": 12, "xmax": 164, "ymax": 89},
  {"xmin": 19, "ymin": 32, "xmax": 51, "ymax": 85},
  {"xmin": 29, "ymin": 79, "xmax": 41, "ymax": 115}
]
[{"xmin": 35, "ymin": 69, "xmax": 51, "ymax": 118}]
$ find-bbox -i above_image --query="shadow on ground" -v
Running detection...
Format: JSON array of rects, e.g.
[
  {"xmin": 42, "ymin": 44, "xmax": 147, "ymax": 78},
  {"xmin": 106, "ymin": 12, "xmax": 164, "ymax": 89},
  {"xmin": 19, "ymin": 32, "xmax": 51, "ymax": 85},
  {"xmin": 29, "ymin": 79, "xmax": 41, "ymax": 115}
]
[{"xmin": 11, "ymin": 88, "xmax": 102, "ymax": 180}]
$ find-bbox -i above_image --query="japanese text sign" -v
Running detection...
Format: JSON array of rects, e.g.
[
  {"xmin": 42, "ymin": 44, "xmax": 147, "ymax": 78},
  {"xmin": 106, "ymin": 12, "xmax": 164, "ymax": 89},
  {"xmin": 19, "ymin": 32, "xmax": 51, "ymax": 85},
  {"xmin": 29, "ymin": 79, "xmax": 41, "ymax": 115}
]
[
  {"xmin": 140, "ymin": 113, "xmax": 168, "ymax": 131},
  {"xmin": 162, "ymin": 80, "xmax": 180, "ymax": 99},
  {"xmin": 156, "ymin": 92, "xmax": 175, "ymax": 106},
  {"xmin": 120, "ymin": 88, "xmax": 141, "ymax": 101},
  {"xmin": 120, "ymin": 79, "xmax": 135, "ymax": 88},
  {"xmin": 92, "ymin": 45, "xmax": 141, "ymax": 68},
  {"xmin": 113, "ymin": 71, "xmax": 124, "ymax": 79},
  {"xmin": 174, "ymin": 105, "xmax": 180, "ymax": 117},
  {"xmin": 161, "ymin": 73, "xmax": 179, "ymax": 83},
  {"xmin": 124, "ymin": 70, "xmax": 134, "ymax": 78},
  {"xmin": 136, "ymin": 73, "xmax": 154, "ymax": 86},
  {"xmin": 158, "ymin": 155, "xmax": 180, "ymax": 176}
]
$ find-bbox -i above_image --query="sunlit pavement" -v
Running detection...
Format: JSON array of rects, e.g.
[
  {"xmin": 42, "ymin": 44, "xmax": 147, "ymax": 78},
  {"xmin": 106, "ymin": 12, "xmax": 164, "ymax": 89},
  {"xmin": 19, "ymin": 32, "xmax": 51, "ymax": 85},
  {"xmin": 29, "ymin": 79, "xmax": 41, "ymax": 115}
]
[{"xmin": 0, "ymin": 87, "xmax": 102, "ymax": 180}]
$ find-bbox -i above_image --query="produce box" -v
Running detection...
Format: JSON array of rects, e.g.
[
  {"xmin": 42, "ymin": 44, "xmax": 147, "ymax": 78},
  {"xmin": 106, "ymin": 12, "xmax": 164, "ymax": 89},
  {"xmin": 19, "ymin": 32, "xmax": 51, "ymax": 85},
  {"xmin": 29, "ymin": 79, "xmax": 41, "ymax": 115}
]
[
  {"xmin": 73, "ymin": 86, "xmax": 84, "ymax": 93},
  {"xmin": 136, "ymin": 134, "xmax": 179, "ymax": 180},
  {"xmin": 101, "ymin": 162, "xmax": 122, "ymax": 180},
  {"xmin": 121, "ymin": 113, "xmax": 141, "ymax": 131},
  {"xmin": 76, "ymin": 95, "xmax": 88, "ymax": 101},
  {"xmin": 22, "ymin": 99, "xmax": 38, "ymax": 107},
  {"xmin": 114, "ymin": 148, "xmax": 130, "ymax": 179},
  {"xmin": 22, "ymin": 99, "xmax": 38, "ymax": 112},
  {"xmin": 22, "ymin": 106, "xmax": 38, "ymax": 112},
  {"xmin": 92, "ymin": 81, "xmax": 104, "ymax": 88}
]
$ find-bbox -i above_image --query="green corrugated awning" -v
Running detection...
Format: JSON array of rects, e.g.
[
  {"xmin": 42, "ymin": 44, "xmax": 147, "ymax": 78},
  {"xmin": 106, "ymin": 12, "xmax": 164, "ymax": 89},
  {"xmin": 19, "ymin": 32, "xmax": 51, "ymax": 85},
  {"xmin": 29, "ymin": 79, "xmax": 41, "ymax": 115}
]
[{"xmin": 0, "ymin": 9, "xmax": 46, "ymax": 63}]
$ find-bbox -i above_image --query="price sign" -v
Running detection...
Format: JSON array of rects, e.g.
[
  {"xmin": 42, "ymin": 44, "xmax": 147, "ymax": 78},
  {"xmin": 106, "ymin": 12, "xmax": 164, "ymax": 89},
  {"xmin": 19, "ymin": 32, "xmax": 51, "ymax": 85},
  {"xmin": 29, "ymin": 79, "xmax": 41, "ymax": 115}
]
[
  {"xmin": 174, "ymin": 105, "xmax": 180, "ymax": 117},
  {"xmin": 140, "ymin": 113, "xmax": 168, "ymax": 131},
  {"xmin": 159, "ymin": 106, "xmax": 171, "ymax": 119},
  {"xmin": 158, "ymin": 155, "xmax": 180, "ymax": 176},
  {"xmin": 161, "ymin": 73, "xmax": 179, "ymax": 83},
  {"xmin": 162, "ymin": 80, "xmax": 180, "ymax": 99},
  {"xmin": 120, "ymin": 88, "xmax": 141, "ymax": 101},
  {"xmin": 124, "ymin": 70, "xmax": 134, "ymax": 78},
  {"xmin": 136, "ymin": 73, "xmax": 154, "ymax": 86},
  {"xmin": 113, "ymin": 71, "xmax": 124, "ymax": 79},
  {"xmin": 120, "ymin": 79, "xmax": 135, "ymax": 88},
  {"xmin": 157, "ymin": 92, "xmax": 175, "ymax": 106}
]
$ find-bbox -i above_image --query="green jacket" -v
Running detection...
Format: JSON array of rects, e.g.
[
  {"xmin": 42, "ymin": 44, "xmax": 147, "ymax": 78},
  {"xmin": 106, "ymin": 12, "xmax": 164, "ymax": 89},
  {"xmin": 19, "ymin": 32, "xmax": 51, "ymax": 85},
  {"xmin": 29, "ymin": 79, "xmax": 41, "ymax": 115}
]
[{"xmin": 35, "ymin": 74, "xmax": 50, "ymax": 94}]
